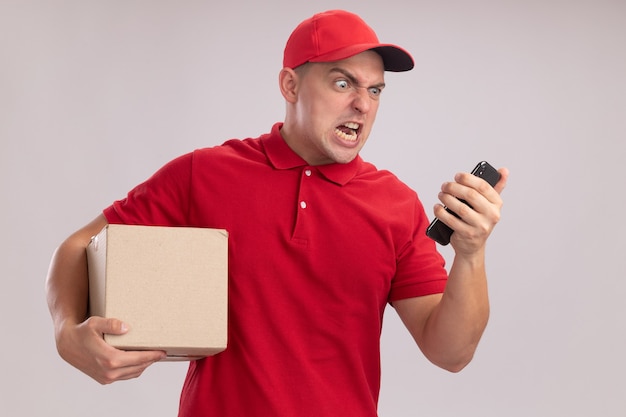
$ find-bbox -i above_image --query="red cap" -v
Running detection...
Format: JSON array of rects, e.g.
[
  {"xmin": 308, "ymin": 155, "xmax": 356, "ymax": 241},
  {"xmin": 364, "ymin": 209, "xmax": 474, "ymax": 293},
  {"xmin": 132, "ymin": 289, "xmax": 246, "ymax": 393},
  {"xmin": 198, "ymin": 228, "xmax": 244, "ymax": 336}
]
[{"xmin": 283, "ymin": 10, "xmax": 414, "ymax": 72}]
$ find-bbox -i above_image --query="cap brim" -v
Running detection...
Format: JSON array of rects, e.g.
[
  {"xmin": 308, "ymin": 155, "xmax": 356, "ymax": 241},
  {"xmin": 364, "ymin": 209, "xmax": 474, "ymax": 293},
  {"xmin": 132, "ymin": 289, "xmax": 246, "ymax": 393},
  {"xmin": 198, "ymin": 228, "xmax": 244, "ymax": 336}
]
[
  {"xmin": 372, "ymin": 45, "xmax": 415, "ymax": 72},
  {"xmin": 309, "ymin": 43, "xmax": 414, "ymax": 72}
]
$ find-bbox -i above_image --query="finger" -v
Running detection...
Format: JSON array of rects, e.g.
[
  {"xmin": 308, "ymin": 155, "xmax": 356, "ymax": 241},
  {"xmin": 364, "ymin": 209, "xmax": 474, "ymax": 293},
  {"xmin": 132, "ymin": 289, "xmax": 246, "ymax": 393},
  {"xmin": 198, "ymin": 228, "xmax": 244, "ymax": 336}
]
[
  {"xmin": 434, "ymin": 197, "xmax": 476, "ymax": 234},
  {"xmin": 453, "ymin": 168, "xmax": 507, "ymax": 199},
  {"xmin": 438, "ymin": 182, "xmax": 482, "ymax": 214},
  {"xmin": 493, "ymin": 167, "xmax": 509, "ymax": 194},
  {"xmin": 447, "ymin": 173, "xmax": 502, "ymax": 210},
  {"xmin": 101, "ymin": 318, "xmax": 129, "ymax": 335},
  {"xmin": 86, "ymin": 316, "xmax": 129, "ymax": 336},
  {"xmin": 95, "ymin": 351, "xmax": 165, "ymax": 384},
  {"xmin": 119, "ymin": 349, "xmax": 168, "ymax": 365},
  {"xmin": 86, "ymin": 322, "xmax": 166, "ymax": 367}
]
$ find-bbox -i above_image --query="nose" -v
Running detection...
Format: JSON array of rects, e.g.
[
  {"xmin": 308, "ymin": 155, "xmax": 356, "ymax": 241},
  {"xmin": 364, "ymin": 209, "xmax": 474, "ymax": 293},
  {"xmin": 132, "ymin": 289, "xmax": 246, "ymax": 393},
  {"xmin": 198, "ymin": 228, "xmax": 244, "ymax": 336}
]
[{"xmin": 352, "ymin": 87, "xmax": 371, "ymax": 114}]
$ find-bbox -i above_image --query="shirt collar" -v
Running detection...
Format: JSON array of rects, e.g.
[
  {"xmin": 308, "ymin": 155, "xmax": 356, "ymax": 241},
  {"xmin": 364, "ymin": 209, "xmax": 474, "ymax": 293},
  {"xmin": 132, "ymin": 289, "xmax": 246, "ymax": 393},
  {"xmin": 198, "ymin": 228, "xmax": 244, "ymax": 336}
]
[{"xmin": 262, "ymin": 122, "xmax": 362, "ymax": 186}]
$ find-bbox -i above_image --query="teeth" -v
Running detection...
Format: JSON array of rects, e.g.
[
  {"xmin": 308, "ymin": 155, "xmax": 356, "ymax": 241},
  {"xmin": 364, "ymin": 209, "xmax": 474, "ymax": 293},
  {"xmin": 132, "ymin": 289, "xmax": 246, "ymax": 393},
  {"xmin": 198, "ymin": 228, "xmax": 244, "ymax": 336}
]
[
  {"xmin": 336, "ymin": 128, "xmax": 357, "ymax": 141},
  {"xmin": 335, "ymin": 122, "xmax": 359, "ymax": 142}
]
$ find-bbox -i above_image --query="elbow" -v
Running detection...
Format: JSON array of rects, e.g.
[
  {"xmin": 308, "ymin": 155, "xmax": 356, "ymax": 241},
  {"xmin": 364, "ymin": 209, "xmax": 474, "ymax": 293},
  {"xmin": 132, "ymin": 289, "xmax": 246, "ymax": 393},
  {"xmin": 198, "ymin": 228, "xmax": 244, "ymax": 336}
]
[
  {"xmin": 429, "ymin": 346, "xmax": 477, "ymax": 373},
  {"xmin": 440, "ymin": 355, "xmax": 473, "ymax": 373}
]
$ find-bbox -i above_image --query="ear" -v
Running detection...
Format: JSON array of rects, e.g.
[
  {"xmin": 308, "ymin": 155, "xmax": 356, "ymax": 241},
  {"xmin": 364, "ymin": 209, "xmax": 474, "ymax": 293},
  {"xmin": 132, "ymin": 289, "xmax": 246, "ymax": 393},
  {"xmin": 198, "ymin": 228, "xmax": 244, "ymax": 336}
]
[{"xmin": 278, "ymin": 67, "xmax": 299, "ymax": 103}]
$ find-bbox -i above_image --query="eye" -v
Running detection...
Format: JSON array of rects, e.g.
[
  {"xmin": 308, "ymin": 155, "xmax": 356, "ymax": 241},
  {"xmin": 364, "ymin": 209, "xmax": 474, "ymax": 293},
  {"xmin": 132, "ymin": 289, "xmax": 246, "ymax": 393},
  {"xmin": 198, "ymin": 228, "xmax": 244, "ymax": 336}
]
[
  {"xmin": 335, "ymin": 79, "xmax": 350, "ymax": 90},
  {"xmin": 368, "ymin": 87, "xmax": 382, "ymax": 97}
]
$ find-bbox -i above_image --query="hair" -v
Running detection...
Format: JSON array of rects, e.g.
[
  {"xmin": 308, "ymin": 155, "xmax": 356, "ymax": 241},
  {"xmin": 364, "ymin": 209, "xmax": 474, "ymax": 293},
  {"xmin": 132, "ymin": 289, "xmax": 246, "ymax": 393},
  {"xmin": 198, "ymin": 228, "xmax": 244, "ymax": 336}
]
[{"xmin": 293, "ymin": 62, "xmax": 311, "ymax": 77}]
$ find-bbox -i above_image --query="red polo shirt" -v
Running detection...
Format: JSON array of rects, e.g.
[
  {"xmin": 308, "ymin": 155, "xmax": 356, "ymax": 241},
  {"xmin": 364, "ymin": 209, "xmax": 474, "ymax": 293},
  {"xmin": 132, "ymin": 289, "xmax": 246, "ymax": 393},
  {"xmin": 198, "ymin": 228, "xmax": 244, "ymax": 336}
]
[{"xmin": 104, "ymin": 123, "xmax": 447, "ymax": 417}]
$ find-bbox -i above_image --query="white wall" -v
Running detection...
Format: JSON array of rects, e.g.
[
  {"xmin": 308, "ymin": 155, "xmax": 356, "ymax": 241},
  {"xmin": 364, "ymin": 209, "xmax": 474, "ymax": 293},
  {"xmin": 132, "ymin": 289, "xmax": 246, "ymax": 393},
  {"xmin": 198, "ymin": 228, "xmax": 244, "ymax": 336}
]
[{"xmin": 2, "ymin": 0, "xmax": 625, "ymax": 416}]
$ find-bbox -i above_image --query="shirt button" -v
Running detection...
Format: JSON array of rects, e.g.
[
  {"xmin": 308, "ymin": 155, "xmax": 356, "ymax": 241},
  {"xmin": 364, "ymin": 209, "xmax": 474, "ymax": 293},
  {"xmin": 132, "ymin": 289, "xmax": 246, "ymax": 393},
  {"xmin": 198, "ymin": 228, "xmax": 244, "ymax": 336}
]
[
  {"xmin": 304, "ymin": 169, "xmax": 312, "ymax": 177},
  {"xmin": 300, "ymin": 201, "xmax": 307, "ymax": 209}
]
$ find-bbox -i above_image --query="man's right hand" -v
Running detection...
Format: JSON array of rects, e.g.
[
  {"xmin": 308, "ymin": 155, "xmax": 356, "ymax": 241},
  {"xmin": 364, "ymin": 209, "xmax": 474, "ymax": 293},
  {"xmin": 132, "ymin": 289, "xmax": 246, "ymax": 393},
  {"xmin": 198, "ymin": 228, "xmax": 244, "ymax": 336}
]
[{"xmin": 56, "ymin": 316, "xmax": 166, "ymax": 385}]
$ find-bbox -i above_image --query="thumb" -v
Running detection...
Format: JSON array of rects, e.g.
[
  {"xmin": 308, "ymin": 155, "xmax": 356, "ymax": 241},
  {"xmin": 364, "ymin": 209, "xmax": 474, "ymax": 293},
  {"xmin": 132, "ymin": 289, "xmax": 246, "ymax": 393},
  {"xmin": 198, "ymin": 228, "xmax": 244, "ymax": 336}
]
[
  {"xmin": 494, "ymin": 167, "xmax": 509, "ymax": 194},
  {"xmin": 97, "ymin": 317, "xmax": 129, "ymax": 336}
]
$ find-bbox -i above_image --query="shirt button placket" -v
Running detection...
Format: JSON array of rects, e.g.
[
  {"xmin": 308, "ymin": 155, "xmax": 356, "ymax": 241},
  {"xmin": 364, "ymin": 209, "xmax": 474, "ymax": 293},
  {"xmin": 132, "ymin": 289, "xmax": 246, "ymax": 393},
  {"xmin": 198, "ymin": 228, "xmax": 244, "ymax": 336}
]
[
  {"xmin": 291, "ymin": 167, "xmax": 313, "ymax": 246},
  {"xmin": 299, "ymin": 168, "xmax": 312, "ymax": 210}
]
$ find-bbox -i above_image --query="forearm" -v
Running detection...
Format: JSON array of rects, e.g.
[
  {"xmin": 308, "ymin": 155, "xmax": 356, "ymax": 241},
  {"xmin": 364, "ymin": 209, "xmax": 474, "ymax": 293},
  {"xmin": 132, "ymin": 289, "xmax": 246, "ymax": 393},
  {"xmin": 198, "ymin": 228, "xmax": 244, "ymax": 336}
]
[
  {"xmin": 421, "ymin": 250, "xmax": 490, "ymax": 371},
  {"xmin": 46, "ymin": 239, "xmax": 90, "ymax": 335},
  {"xmin": 46, "ymin": 215, "xmax": 107, "ymax": 340},
  {"xmin": 400, "ymin": 167, "xmax": 506, "ymax": 372},
  {"xmin": 45, "ymin": 215, "xmax": 166, "ymax": 383}
]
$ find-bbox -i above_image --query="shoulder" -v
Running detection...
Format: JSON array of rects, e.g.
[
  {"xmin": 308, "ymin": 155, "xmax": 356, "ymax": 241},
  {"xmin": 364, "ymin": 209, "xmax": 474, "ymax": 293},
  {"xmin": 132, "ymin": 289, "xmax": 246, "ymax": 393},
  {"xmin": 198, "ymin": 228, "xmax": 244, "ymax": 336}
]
[
  {"xmin": 356, "ymin": 161, "xmax": 418, "ymax": 200},
  {"xmin": 192, "ymin": 137, "xmax": 262, "ymax": 158},
  {"xmin": 190, "ymin": 130, "xmax": 272, "ymax": 167}
]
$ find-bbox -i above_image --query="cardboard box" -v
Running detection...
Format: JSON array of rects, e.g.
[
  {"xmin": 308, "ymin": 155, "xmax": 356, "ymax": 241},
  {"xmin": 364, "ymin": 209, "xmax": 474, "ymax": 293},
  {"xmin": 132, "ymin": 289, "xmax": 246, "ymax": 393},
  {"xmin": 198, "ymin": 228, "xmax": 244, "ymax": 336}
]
[{"xmin": 87, "ymin": 224, "xmax": 228, "ymax": 360}]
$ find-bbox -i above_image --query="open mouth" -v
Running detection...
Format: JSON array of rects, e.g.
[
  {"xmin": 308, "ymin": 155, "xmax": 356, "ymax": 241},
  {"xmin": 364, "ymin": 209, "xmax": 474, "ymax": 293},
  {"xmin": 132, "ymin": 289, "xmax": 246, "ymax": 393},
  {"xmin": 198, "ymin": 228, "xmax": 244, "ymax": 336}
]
[{"xmin": 334, "ymin": 122, "xmax": 360, "ymax": 142}]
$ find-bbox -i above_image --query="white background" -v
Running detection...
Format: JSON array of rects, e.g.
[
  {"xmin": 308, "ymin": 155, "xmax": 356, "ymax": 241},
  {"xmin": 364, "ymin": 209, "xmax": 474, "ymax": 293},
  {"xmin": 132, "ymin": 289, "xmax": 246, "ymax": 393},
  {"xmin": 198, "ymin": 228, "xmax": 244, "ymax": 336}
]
[{"xmin": 2, "ymin": 0, "xmax": 625, "ymax": 416}]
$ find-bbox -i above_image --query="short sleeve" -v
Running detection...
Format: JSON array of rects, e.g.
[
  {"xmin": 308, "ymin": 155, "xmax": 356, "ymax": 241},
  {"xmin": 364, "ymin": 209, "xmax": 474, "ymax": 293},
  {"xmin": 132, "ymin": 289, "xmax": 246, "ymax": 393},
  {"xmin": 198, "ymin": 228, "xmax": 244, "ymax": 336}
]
[
  {"xmin": 104, "ymin": 153, "xmax": 194, "ymax": 227},
  {"xmin": 388, "ymin": 197, "xmax": 448, "ymax": 302}
]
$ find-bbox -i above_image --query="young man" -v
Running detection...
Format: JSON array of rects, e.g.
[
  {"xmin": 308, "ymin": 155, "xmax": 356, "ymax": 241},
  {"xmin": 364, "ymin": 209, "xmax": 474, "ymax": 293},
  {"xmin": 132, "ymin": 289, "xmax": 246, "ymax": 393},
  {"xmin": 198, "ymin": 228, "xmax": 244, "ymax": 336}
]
[{"xmin": 47, "ymin": 10, "xmax": 508, "ymax": 416}]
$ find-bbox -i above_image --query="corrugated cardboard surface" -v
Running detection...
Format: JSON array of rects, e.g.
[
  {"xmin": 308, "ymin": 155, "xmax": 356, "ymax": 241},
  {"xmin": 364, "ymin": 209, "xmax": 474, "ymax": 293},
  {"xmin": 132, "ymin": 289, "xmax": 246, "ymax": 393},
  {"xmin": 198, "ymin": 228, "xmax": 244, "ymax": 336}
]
[{"xmin": 87, "ymin": 224, "xmax": 228, "ymax": 360}]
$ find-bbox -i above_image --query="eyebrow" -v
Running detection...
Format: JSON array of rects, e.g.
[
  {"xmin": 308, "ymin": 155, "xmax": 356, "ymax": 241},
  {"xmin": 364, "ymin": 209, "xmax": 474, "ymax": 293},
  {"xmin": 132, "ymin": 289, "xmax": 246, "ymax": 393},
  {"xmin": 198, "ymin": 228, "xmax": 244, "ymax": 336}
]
[{"xmin": 328, "ymin": 67, "xmax": 386, "ymax": 90}]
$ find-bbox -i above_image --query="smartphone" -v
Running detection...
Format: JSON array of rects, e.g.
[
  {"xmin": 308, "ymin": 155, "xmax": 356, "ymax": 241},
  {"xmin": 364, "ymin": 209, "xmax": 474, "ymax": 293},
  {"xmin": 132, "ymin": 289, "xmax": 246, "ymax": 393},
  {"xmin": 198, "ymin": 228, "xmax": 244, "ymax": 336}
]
[{"xmin": 425, "ymin": 161, "xmax": 501, "ymax": 246}]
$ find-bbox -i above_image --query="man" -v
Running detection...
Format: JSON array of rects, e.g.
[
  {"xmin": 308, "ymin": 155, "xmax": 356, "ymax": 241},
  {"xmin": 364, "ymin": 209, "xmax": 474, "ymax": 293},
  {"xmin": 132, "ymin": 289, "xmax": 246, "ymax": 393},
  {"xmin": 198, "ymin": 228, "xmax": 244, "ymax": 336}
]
[{"xmin": 46, "ymin": 9, "xmax": 508, "ymax": 417}]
